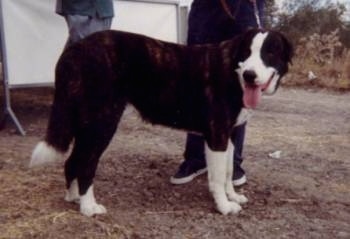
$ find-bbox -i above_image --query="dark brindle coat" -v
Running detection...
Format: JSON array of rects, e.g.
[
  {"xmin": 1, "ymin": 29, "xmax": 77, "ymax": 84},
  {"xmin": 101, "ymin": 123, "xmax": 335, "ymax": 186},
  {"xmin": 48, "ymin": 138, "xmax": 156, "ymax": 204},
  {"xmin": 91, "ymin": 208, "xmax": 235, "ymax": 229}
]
[{"xmin": 31, "ymin": 29, "xmax": 293, "ymax": 216}]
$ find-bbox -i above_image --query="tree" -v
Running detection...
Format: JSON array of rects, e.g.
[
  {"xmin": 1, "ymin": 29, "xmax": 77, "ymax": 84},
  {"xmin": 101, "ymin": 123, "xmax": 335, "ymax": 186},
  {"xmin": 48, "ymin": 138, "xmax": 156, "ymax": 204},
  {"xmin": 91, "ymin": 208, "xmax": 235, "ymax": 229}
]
[
  {"xmin": 272, "ymin": 0, "xmax": 350, "ymax": 47},
  {"xmin": 264, "ymin": 0, "xmax": 278, "ymax": 28}
]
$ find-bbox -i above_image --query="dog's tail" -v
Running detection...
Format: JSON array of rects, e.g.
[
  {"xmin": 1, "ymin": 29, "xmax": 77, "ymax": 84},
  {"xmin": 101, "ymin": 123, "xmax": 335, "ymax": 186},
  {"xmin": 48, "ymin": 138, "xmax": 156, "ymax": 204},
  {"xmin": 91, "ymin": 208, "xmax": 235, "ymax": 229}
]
[
  {"xmin": 30, "ymin": 59, "xmax": 75, "ymax": 168},
  {"xmin": 30, "ymin": 141, "xmax": 66, "ymax": 168}
]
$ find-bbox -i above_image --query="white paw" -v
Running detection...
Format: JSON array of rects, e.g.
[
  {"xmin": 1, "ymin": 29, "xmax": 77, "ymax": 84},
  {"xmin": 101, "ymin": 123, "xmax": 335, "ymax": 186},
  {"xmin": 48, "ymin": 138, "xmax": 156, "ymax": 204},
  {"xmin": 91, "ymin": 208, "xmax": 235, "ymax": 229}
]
[
  {"xmin": 80, "ymin": 203, "xmax": 107, "ymax": 217},
  {"xmin": 64, "ymin": 191, "xmax": 80, "ymax": 204},
  {"xmin": 216, "ymin": 200, "xmax": 242, "ymax": 215},
  {"xmin": 227, "ymin": 193, "xmax": 248, "ymax": 205},
  {"xmin": 64, "ymin": 180, "xmax": 80, "ymax": 204},
  {"xmin": 79, "ymin": 185, "xmax": 107, "ymax": 217}
]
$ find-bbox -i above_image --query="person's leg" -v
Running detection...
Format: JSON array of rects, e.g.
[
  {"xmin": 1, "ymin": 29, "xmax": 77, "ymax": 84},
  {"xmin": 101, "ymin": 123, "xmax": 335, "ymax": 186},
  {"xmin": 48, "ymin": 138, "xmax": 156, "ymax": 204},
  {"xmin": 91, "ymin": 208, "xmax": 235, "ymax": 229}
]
[
  {"xmin": 87, "ymin": 16, "xmax": 113, "ymax": 34},
  {"xmin": 64, "ymin": 15, "xmax": 90, "ymax": 47},
  {"xmin": 64, "ymin": 15, "xmax": 113, "ymax": 48},
  {"xmin": 170, "ymin": 133, "xmax": 207, "ymax": 184},
  {"xmin": 171, "ymin": 124, "xmax": 247, "ymax": 185},
  {"xmin": 170, "ymin": 1, "xmax": 214, "ymax": 185},
  {"xmin": 184, "ymin": 133, "xmax": 205, "ymax": 161},
  {"xmin": 231, "ymin": 123, "xmax": 247, "ymax": 186}
]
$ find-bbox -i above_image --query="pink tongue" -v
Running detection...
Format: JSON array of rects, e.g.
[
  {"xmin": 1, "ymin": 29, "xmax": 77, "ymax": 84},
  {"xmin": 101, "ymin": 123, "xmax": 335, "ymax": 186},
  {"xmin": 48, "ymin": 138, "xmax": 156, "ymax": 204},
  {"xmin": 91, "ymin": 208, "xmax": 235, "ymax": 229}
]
[{"xmin": 243, "ymin": 85, "xmax": 262, "ymax": 108}]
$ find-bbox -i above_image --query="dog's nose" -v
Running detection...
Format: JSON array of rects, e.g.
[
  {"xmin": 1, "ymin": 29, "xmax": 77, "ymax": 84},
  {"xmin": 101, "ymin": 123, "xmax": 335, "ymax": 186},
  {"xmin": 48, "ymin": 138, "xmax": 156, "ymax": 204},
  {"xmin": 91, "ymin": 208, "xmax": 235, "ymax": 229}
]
[{"xmin": 243, "ymin": 70, "xmax": 257, "ymax": 84}]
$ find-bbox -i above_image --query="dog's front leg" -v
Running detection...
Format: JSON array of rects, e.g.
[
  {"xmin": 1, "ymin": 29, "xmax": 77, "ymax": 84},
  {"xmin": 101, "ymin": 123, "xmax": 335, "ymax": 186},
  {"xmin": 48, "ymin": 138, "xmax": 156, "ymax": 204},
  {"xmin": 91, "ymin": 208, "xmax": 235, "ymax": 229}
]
[
  {"xmin": 205, "ymin": 142, "xmax": 242, "ymax": 215},
  {"xmin": 225, "ymin": 141, "xmax": 248, "ymax": 204}
]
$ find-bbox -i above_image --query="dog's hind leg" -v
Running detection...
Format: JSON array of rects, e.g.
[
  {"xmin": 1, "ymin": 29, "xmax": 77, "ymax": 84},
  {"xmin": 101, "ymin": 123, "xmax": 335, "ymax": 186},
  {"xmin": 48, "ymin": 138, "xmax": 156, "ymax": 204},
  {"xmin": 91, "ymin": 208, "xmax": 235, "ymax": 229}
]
[
  {"xmin": 65, "ymin": 105, "xmax": 125, "ymax": 216},
  {"xmin": 205, "ymin": 142, "xmax": 242, "ymax": 215},
  {"xmin": 225, "ymin": 140, "xmax": 248, "ymax": 205},
  {"xmin": 68, "ymin": 121, "xmax": 117, "ymax": 216}
]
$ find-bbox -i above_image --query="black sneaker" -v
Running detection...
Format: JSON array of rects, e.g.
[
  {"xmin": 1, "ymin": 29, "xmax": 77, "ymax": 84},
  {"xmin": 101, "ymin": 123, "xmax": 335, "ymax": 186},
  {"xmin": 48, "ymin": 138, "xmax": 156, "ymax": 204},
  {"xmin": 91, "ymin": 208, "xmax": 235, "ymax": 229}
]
[{"xmin": 170, "ymin": 159, "xmax": 207, "ymax": 185}]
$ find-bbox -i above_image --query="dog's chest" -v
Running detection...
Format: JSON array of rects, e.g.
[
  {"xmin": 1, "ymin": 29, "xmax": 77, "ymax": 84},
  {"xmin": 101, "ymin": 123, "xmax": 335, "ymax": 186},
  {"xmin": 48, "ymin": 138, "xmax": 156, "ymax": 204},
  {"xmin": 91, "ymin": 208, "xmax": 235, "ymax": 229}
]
[{"xmin": 235, "ymin": 108, "xmax": 253, "ymax": 126}]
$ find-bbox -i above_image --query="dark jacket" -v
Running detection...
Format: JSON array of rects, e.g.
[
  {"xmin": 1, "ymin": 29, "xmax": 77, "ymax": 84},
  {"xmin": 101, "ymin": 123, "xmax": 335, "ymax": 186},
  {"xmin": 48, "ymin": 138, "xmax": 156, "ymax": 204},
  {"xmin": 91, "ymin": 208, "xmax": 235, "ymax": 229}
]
[
  {"xmin": 56, "ymin": 0, "xmax": 114, "ymax": 18},
  {"xmin": 188, "ymin": 0, "xmax": 265, "ymax": 44}
]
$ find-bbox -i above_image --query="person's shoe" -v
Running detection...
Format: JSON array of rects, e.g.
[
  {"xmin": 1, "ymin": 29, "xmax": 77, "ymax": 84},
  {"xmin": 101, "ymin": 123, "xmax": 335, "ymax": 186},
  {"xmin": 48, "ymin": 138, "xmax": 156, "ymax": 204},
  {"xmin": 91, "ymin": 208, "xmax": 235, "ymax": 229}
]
[
  {"xmin": 233, "ymin": 162, "xmax": 247, "ymax": 186},
  {"xmin": 233, "ymin": 174, "xmax": 247, "ymax": 186},
  {"xmin": 170, "ymin": 159, "xmax": 207, "ymax": 185}
]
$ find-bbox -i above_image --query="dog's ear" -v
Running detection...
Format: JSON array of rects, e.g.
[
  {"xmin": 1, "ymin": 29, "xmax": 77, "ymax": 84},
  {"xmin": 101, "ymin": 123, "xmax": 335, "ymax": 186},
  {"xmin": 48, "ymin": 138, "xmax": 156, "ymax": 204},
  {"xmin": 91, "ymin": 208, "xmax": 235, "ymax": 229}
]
[{"xmin": 280, "ymin": 33, "xmax": 294, "ymax": 64}]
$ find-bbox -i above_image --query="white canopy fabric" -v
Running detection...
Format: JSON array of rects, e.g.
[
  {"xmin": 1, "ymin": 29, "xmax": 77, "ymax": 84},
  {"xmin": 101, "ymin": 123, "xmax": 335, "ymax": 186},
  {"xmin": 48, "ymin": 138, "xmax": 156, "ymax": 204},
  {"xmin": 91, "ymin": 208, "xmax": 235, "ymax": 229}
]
[{"xmin": 0, "ymin": 0, "xmax": 188, "ymax": 87}]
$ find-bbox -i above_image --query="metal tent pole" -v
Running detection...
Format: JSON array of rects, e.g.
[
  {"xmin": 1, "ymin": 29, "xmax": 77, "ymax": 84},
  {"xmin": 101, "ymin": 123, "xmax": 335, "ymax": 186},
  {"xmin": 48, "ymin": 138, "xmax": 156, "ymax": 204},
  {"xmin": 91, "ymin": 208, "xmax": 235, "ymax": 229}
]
[{"xmin": 0, "ymin": 0, "xmax": 26, "ymax": 135}]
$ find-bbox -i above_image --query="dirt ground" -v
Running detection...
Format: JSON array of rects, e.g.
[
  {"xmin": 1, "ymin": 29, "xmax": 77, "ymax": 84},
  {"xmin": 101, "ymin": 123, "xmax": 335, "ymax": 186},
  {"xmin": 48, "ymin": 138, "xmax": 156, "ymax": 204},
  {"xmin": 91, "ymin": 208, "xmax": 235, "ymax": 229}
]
[{"xmin": 0, "ymin": 87, "xmax": 349, "ymax": 239}]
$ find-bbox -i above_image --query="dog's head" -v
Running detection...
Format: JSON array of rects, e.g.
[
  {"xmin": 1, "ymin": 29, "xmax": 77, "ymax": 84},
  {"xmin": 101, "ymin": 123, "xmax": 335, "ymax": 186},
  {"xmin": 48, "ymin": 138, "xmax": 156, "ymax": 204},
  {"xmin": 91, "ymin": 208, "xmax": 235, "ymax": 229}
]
[{"xmin": 234, "ymin": 29, "xmax": 293, "ymax": 109}]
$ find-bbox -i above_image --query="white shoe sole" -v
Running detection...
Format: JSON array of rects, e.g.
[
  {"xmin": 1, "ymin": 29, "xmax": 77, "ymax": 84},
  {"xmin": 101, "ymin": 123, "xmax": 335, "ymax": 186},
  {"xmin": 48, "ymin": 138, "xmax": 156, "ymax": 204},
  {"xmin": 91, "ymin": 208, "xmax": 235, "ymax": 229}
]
[{"xmin": 233, "ymin": 175, "xmax": 247, "ymax": 186}]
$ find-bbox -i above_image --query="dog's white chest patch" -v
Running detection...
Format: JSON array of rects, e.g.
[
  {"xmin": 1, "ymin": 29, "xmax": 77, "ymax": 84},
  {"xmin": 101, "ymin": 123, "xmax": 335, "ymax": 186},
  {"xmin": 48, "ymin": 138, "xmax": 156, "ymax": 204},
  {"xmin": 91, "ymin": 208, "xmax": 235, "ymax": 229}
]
[{"xmin": 235, "ymin": 108, "xmax": 253, "ymax": 126}]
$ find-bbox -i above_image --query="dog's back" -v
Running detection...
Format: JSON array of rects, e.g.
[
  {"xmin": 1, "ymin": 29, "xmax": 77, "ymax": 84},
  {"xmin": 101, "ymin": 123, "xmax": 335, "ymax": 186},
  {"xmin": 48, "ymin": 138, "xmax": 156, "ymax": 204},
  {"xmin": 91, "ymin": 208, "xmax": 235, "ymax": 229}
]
[{"xmin": 54, "ymin": 31, "xmax": 242, "ymax": 132}]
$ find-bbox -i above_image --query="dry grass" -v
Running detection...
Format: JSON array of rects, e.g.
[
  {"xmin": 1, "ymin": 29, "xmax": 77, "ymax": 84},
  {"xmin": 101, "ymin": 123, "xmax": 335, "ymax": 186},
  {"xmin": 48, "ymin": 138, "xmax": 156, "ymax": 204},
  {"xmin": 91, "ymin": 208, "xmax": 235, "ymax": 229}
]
[
  {"xmin": 285, "ymin": 29, "xmax": 350, "ymax": 90},
  {"xmin": 0, "ymin": 168, "xmax": 132, "ymax": 239}
]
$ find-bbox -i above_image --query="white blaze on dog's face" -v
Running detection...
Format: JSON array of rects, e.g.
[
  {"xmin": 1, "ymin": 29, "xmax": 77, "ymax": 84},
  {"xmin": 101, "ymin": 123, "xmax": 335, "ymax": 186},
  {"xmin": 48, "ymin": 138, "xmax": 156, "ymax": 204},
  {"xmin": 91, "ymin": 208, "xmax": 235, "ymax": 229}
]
[{"xmin": 235, "ymin": 31, "xmax": 288, "ymax": 109}]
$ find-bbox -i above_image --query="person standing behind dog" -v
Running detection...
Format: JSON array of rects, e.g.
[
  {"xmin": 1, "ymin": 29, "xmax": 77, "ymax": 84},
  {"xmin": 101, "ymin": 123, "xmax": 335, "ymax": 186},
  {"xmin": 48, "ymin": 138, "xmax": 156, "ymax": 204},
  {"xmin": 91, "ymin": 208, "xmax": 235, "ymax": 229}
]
[
  {"xmin": 170, "ymin": 0, "xmax": 265, "ymax": 186},
  {"xmin": 56, "ymin": 0, "xmax": 114, "ymax": 48}
]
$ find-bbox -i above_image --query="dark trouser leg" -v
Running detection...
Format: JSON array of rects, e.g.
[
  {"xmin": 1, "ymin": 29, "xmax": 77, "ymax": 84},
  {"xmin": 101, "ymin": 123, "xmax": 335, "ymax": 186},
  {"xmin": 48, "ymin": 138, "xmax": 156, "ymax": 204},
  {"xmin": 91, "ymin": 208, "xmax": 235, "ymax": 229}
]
[
  {"xmin": 183, "ymin": 122, "xmax": 246, "ymax": 173},
  {"xmin": 231, "ymin": 123, "xmax": 246, "ymax": 179},
  {"xmin": 64, "ymin": 15, "xmax": 113, "ymax": 48},
  {"xmin": 184, "ymin": 122, "xmax": 246, "ymax": 167},
  {"xmin": 184, "ymin": 133, "xmax": 205, "ymax": 162},
  {"xmin": 170, "ymin": 133, "xmax": 206, "ymax": 184},
  {"xmin": 172, "ymin": 124, "xmax": 246, "ymax": 184}
]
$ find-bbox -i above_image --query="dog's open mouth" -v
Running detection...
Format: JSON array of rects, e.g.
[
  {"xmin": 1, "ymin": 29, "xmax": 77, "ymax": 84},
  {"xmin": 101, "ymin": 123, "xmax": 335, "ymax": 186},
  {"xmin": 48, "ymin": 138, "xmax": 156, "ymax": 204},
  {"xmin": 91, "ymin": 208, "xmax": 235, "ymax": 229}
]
[{"xmin": 243, "ymin": 72, "xmax": 275, "ymax": 109}]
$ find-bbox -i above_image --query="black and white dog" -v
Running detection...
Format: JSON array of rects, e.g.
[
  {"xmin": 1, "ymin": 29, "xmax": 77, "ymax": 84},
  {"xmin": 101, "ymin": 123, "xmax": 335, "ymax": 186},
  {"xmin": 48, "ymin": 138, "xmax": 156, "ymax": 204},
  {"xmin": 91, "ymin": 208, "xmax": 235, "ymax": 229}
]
[{"xmin": 30, "ymin": 29, "xmax": 292, "ymax": 216}]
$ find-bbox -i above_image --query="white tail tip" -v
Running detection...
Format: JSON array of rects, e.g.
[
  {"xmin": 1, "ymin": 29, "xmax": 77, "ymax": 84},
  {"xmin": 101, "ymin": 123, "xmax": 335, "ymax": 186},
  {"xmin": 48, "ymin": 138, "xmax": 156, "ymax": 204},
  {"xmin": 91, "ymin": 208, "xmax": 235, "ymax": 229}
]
[{"xmin": 29, "ymin": 141, "xmax": 63, "ymax": 168}]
